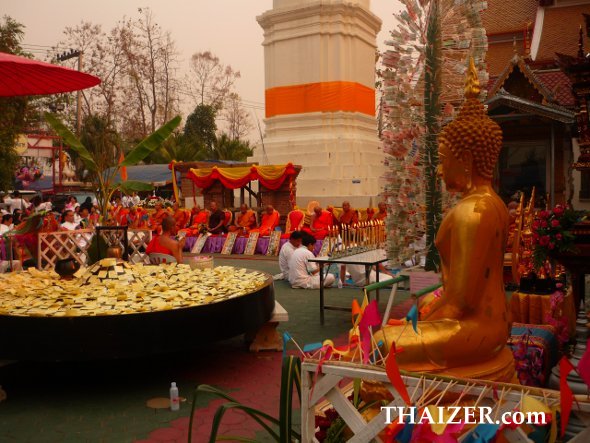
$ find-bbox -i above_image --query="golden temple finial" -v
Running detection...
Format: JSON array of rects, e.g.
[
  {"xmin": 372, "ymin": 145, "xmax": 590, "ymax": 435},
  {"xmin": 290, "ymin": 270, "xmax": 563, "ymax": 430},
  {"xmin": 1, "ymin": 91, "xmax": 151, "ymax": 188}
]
[{"xmin": 464, "ymin": 57, "xmax": 480, "ymax": 99}]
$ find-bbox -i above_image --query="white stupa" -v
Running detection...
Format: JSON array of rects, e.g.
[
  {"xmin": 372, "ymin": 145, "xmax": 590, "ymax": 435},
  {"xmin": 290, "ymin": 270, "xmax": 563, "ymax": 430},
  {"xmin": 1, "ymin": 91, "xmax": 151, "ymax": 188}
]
[{"xmin": 250, "ymin": 0, "xmax": 386, "ymax": 208}]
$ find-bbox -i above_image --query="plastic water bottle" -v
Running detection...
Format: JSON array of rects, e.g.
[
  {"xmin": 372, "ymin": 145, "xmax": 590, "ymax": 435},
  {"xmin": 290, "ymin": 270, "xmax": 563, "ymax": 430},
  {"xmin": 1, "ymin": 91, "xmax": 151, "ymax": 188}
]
[{"xmin": 170, "ymin": 382, "xmax": 180, "ymax": 411}]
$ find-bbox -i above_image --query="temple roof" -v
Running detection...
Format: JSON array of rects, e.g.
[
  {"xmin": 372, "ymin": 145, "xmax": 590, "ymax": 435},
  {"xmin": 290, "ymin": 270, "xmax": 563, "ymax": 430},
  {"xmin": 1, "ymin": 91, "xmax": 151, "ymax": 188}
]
[
  {"xmin": 533, "ymin": 4, "xmax": 590, "ymax": 62},
  {"xmin": 482, "ymin": 0, "xmax": 537, "ymax": 35},
  {"xmin": 488, "ymin": 54, "xmax": 575, "ymax": 108},
  {"xmin": 486, "ymin": 89, "xmax": 575, "ymax": 123}
]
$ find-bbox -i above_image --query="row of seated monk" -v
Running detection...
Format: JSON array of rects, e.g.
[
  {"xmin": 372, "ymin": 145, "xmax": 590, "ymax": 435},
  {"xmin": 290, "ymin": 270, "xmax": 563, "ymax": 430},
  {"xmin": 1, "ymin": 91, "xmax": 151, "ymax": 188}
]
[{"xmin": 109, "ymin": 200, "xmax": 388, "ymax": 240}]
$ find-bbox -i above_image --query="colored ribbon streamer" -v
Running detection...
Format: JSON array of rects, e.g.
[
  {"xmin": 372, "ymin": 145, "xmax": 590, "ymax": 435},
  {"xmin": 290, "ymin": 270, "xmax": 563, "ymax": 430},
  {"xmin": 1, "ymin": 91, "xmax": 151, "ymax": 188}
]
[
  {"xmin": 406, "ymin": 304, "xmax": 418, "ymax": 333},
  {"xmin": 170, "ymin": 160, "xmax": 179, "ymax": 202},
  {"xmin": 559, "ymin": 356, "xmax": 575, "ymax": 438},
  {"xmin": 385, "ymin": 345, "xmax": 411, "ymax": 406},
  {"xmin": 462, "ymin": 423, "xmax": 500, "ymax": 443},
  {"xmin": 577, "ymin": 338, "xmax": 590, "ymax": 388}
]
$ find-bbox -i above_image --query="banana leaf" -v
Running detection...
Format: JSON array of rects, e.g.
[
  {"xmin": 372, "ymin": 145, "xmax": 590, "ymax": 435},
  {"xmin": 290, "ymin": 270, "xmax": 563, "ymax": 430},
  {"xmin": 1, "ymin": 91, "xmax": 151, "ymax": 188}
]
[
  {"xmin": 44, "ymin": 113, "xmax": 98, "ymax": 172},
  {"xmin": 120, "ymin": 115, "xmax": 181, "ymax": 167},
  {"xmin": 279, "ymin": 356, "xmax": 301, "ymax": 443},
  {"xmin": 188, "ymin": 356, "xmax": 302, "ymax": 443},
  {"xmin": 208, "ymin": 403, "xmax": 280, "ymax": 442},
  {"xmin": 119, "ymin": 180, "xmax": 154, "ymax": 193}
]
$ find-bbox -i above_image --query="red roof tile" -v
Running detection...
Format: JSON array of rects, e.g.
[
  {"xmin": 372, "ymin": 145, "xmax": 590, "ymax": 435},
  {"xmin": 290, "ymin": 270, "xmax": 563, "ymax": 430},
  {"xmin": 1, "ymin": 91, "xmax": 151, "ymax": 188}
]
[
  {"xmin": 535, "ymin": 70, "xmax": 574, "ymax": 107},
  {"xmin": 482, "ymin": 0, "xmax": 538, "ymax": 35},
  {"xmin": 487, "ymin": 41, "xmax": 526, "ymax": 76},
  {"xmin": 535, "ymin": 4, "xmax": 590, "ymax": 62}
]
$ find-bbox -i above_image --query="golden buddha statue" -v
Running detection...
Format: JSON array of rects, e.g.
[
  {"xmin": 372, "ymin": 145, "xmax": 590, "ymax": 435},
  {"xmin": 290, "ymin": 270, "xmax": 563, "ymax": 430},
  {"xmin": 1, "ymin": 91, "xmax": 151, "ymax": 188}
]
[{"xmin": 376, "ymin": 58, "xmax": 515, "ymax": 382}]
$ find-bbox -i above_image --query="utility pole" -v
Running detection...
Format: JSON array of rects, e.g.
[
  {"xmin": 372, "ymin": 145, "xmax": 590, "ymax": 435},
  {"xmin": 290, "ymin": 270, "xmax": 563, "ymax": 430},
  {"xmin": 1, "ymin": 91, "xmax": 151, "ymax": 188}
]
[{"xmin": 56, "ymin": 49, "xmax": 83, "ymax": 134}]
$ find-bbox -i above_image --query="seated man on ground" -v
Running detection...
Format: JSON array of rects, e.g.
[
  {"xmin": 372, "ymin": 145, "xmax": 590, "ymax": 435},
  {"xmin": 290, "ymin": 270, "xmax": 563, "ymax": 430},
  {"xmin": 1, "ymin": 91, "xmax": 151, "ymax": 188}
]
[
  {"xmin": 149, "ymin": 202, "xmax": 170, "ymax": 234},
  {"xmin": 302, "ymin": 205, "xmax": 333, "ymax": 240},
  {"xmin": 341, "ymin": 254, "xmax": 392, "ymax": 287},
  {"xmin": 251, "ymin": 205, "xmax": 280, "ymax": 236},
  {"xmin": 146, "ymin": 216, "xmax": 185, "ymax": 263},
  {"xmin": 374, "ymin": 202, "xmax": 387, "ymax": 221},
  {"xmin": 180, "ymin": 204, "xmax": 209, "ymax": 236},
  {"xmin": 278, "ymin": 230, "xmax": 303, "ymax": 280},
  {"xmin": 172, "ymin": 202, "xmax": 190, "ymax": 232},
  {"xmin": 338, "ymin": 200, "xmax": 358, "ymax": 226},
  {"xmin": 288, "ymin": 233, "xmax": 335, "ymax": 289},
  {"xmin": 206, "ymin": 201, "xmax": 227, "ymax": 235},
  {"xmin": 228, "ymin": 204, "xmax": 257, "ymax": 235}
]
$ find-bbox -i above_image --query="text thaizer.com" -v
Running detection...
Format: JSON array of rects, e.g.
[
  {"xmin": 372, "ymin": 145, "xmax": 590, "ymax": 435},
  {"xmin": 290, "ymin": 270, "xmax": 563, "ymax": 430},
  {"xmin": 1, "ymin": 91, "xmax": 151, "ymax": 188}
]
[{"xmin": 381, "ymin": 406, "xmax": 549, "ymax": 425}]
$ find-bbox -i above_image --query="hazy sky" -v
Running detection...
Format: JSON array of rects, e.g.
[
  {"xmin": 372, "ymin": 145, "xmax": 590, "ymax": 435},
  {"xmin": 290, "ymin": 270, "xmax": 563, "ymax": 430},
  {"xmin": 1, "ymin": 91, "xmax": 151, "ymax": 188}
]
[{"xmin": 4, "ymin": 0, "xmax": 402, "ymax": 130}]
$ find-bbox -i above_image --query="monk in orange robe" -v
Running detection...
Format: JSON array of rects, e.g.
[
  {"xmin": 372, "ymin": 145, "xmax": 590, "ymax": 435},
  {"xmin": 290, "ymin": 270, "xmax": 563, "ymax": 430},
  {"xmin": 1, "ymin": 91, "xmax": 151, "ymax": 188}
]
[
  {"xmin": 180, "ymin": 204, "xmax": 209, "ymax": 236},
  {"xmin": 172, "ymin": 202, "xmax": 190, "ymax": 231},
  {"xmin": 126, "ymin": 206, "xmax": 148, "ymax": 229},
  {"xmin": 251, "ymin": 205, "xmax": 280, "ymax": 236},
  {"xmin": 228, "ymin": 204, "xmax": 257, "ymax": 235},
  {"xmin": 149, "ymin": 202, "xmax": 170, "ymax": 234},
  {"xmin": 303, "ymin": 205, "xmax": 333, "ymax": 240},
  {"xmin": 374, "ymin": 202, "xmax": 387, "ymax": 221},
  {"xmin": 338, "ymin": 200, "xmax": 358, "ymax": 226}
]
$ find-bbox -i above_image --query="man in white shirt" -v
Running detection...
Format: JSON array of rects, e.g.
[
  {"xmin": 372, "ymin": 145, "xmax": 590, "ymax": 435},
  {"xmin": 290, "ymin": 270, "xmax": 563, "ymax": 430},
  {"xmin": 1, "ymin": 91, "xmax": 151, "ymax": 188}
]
[
  {"xmin": 60, "ymin": 210, "xmax": 80, "ymax": 231},
  {"xmin": 131, "ymin": 192, "xmax": 141, "ymax": 207},
  {"xmin": 288, "ymin": 233, "xmax": 335, "ymax": 289},
  {"xmin": 3, "ymin": 191, "xmax": 29, "ymax": 213},
  {"xmin": 342, "ymin": 249, "xmax": 392, "ymax": 287},
  {"xmin": 278, "ymin": 231, "xmax": 302, "ymax": 279}
]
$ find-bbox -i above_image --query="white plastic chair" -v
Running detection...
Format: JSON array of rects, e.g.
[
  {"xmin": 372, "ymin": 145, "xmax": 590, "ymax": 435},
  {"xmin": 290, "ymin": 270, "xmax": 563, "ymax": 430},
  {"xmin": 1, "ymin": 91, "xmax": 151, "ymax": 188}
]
[{"xmin": 148, "ymin": 253, "xmax": 177, "ymax": 264}]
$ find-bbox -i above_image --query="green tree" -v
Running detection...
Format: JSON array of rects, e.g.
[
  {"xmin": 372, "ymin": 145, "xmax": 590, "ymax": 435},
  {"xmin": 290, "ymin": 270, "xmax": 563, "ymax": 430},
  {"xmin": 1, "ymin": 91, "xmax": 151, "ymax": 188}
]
[
  {"xmin": 148, "ymin": 132, "xmax": 206, "ymax": 164},
  {"xmin": 183, "ymin": 104, "xmax": 217, "ymax": 149},
  {"xmin": 207, "ymin": 133, "xmax": 254, "ymax": 161},
  {"xmin": 78, "ymin": 114, "xmax": 121, "ymax": 181},
  {"xmin": 0, "ymin": 16, "xmax": 28, "ymax": 192},
  {"xmin": 46, "ymin": 113, "xmax": 181, "ymax": 222}
]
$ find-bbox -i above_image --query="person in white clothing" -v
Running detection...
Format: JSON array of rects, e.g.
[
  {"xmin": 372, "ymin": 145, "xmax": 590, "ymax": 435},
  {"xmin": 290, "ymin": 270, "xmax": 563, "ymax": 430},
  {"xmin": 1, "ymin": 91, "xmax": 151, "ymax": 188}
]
[
  {"xmin": 288, "ymin": 234, "xmax": 335, "ymax": 289},
  {"xmin": 0, "ymin": 214, "xmax": 13, "ymax": 235},
  {"xmin": 341, "ymin": 249, "xmax": 392, "ymax": 287},
  {"xmin": 278, "ymin": 231, "xmax": 303, "ymax": 279},
  {"xmin": 60, "ymin": 210, "xmax": 80, "ymax": 231},
  {"xmin": 3, "ymin": 191, "xmax": 29, "ymax": 213}
]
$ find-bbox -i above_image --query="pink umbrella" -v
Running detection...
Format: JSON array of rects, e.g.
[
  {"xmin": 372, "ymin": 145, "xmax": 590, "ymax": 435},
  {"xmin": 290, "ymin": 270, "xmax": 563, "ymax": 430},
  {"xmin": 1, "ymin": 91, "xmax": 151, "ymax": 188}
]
[{"xmin": 0, "ymin": 51, "xmax": 100, "ymax": 97}]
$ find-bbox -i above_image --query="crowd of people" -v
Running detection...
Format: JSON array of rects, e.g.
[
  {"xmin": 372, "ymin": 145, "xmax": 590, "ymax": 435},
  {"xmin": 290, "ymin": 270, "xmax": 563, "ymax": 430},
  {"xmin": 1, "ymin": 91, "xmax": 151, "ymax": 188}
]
[{"xmin": 1, "ymin": 191, "xmax": 394, "ymax": 282}]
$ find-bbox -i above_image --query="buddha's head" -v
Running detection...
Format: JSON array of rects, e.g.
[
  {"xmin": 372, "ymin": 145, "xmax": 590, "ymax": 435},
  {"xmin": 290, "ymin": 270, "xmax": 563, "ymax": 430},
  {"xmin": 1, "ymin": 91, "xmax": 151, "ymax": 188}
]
[{"xmin": 438, "ymin": 58, "xmax": 503, "ymax": 192}]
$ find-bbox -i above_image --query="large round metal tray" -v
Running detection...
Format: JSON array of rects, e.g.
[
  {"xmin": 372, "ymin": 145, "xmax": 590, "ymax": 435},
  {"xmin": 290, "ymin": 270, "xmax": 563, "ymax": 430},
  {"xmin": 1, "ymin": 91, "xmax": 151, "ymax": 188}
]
[{"xmin": 0, "ymin": 270, "xmax": 275, "ymax": 361}]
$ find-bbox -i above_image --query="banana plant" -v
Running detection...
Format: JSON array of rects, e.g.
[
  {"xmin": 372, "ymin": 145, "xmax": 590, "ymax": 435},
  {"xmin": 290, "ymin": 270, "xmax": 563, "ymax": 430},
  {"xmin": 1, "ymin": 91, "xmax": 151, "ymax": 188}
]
[{"xmin": 45, "ymin": 113, "xmax": 181, "ymax": 223}]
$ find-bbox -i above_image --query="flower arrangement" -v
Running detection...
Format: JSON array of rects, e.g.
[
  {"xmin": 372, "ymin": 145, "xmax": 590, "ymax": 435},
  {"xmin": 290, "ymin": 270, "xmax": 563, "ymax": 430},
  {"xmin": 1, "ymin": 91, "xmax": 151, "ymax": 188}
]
[{"xmin": 531, "ymin": 205, "xmax": 578, "ymax": 270}]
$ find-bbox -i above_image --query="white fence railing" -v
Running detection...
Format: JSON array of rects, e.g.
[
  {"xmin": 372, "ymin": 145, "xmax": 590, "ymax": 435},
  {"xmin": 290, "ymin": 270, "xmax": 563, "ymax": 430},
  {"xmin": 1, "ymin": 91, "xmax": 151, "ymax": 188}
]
[{"xmin": 37, "ymin": 228, "xmax": 152, "ymax": 269}]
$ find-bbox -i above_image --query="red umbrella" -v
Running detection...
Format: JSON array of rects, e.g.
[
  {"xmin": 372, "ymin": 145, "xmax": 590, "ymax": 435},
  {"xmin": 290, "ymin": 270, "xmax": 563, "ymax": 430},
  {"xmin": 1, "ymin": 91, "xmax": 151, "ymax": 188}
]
[{"xmin": 0, "ymin": 51, "xmax": 101, "ymax": 97}]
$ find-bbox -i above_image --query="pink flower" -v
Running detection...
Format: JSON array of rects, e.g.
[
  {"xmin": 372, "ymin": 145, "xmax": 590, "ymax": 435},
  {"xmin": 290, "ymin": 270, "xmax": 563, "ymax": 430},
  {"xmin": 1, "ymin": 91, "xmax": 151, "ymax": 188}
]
[
  {"xmin": 539, "ymin": 210, "xmax": 550, "ymax": 219},
  {"xmin": 541, "ymin": 220, "xmax": 548, "ymax": 228},
  {"xmin": 539, "ymin": 235, "xmax": 550, "ymax": 246},
  {"xmin": 556, "ymin": 233, "xmax": 563, "ymax": 241},
  {"xmin": 532, "ymin": 220, "xmax": 540, "ymax": 230},
  {"xmin": 549, "ymin": 242, "xmax": 555, "ymax": 250},
  {"xmin": 551, "ymin": 219, "xmax": 560, "ymax": 228}
]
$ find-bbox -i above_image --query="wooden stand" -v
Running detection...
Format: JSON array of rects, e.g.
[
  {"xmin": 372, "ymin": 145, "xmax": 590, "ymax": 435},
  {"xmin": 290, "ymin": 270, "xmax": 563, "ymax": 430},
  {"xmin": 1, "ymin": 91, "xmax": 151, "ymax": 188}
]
[{"xmin": 249, "ymin": 301, "xmax": 288, "ymax": 352}]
